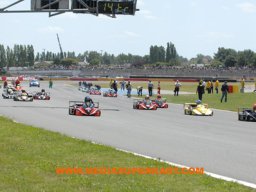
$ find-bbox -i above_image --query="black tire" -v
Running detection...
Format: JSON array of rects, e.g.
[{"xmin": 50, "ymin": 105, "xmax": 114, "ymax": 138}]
[{"xmin": 69, "ymin": 108, "xmax": 74, "ymax": 115}]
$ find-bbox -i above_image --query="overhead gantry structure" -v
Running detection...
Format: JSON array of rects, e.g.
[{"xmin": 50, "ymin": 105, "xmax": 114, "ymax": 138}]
[{"xmin": 0, "ymin": 0, "xmax": 139, "ymax": 17}]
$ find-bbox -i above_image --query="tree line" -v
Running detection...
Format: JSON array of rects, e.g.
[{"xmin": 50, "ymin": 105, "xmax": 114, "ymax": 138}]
[
  {"xmin": 1, "ymin": 44, "xmax": 256, "ymax": 68},
  {"xmin": 0, "ymin": 44, "xmax": 34, "ymax": 68}
]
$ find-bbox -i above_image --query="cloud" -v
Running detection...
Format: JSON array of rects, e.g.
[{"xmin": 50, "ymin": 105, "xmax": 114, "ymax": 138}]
[
  {"xmin": 37, "ymin": 26, "xmax": 64, "ymax": 34},
  {"xmin": 237, "ymin": 2, "xmax": 256, "ymax": 13}
]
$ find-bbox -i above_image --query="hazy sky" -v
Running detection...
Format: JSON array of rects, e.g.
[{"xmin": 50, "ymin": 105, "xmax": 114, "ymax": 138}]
[{"xmin": 0, "ymin": 0, "xmax": 256, "ymax": 59}]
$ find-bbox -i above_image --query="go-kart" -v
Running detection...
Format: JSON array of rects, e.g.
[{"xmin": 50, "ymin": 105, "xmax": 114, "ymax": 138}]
[
  {"xmin": 133, "ymin": 99, "xmax": 157, "ymax": 110},
  {"xmin": 69, "ymin": 101, "xmax": 101, "ymax": 116},
  {"xmin": 152, "ymin": 98, "xmax": 168, "ymax": 108},
  {"xmin": 184, "ymin": 103, "xmax": 213, "ymax": 116},
  {"xmin": 13, "ymin": 92, "xmax": 33, "ymax": 102},
  {"xmin": 103, "ymin": 89, "xmax": 117, "ymax": 97},
  {"xmin": 29, "ymin": 80, "xmax": 40, "ymax": 87},
  {"xmin": 2, "ymin": 87, "xmax": 17, "ymax": 99},
  {"xmin": 238, "ymin": 108, "xmax": 256, "ymax": 122},
  {"xmin": 78, "ymin": 86, "xmax": 89, "ymax": 93},
  {"xmin": 33, "ymin": 92, "xmax": 51, "ymax": 100},
  {"xmin": 89, "ymin": 87, "xmax": 101, "ymax": 95}
]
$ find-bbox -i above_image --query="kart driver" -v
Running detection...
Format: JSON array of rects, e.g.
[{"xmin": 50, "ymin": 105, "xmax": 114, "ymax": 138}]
[
  {"xmin": 21, "ymin": 90, "xmax": 28, "ymax": 96},
  {"xmin": 155, "ymin": 94, "xmax": 164, "ymax": 106},
  {"xmin": 41, "ymin": 89, "xmax": 46, "ymax": 95},
  {"xmin": 83, "ymin": 96, "xmax": 94, "ymax": 108},
  {"xmin": 7, "ymin": 86, "xmax": 14, "ymax": 94},
  {"xmin": 143, "ymin": 95, "xmax": 152, "ymax": 105},
  {"xmin": 109, "ymin": 89, "xmax": 116, "ymax": 94}
]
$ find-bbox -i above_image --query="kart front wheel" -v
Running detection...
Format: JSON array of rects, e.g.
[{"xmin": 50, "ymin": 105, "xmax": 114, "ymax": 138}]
[{"xmin": 75, "ymin": 110, "xmax": 83, "ymax": 116}]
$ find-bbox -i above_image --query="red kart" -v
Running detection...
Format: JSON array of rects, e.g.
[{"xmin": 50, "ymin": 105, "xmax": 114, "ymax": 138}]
[
  {"xmin": 103, "ymin": 89, "xmax": 117, "ymax": 97},
  {"xmin": 69, "ymin": 101, "xmax": 101, "ymax": 116},
  {"xmin": 33, "ymin": 92, "xmax": 50, "ymax": 100},
  {"xmin": 89, "ymin": 89, "xmax": 101, "ymax": 95},
  {"xmin": 152, "ymin": 99, "xmax": 168, "ymax": 108},
  {"xmin": 133, "ymin": 99, "xmax": 157, "ymax": 110}
]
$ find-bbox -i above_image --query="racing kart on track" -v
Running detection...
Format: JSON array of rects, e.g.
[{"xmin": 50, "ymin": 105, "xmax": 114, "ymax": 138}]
[
  {"xmin": 133, "ymin": 99, "xmax": 157, "ymax": 110},
  {"xmin": 152, "ymin": 98, "xmax": 168, "ymax": 108},
  {"xmin": 103, "ymin": 89, "xmax": 117, "ymax": 97},
  {"xmin": 2, "ymin": 87, "xmax": 17, "ymax": 99},
  {"xmin": 78, "ymin": 86, "xmax": 89, "ymax": 93},
  {"xmin": 69, "ymin": 101, "xmax": 101, "ymax": 116},
  {"xmin": 33, "ymin": 92, "xmax": 51, "ymax": 100},
  {"xmin": 238, "ymin": 108, "xmax": 256, "ymax": 122},
  {"xmin": 184, "ymin": 103, "xmax": 213, "ymax": 116},
  {"xmin": 89, "ymin": 87, "xmax": 101, "ymax": 95},
  {"xmin": 13, "ymin": 92, "xmax": 33, "ymax": 102}
]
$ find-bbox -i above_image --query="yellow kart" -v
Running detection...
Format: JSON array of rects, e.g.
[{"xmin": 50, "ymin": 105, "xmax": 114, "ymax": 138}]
[{"xmin": 184, "ymin": 103, "xmax": 213, "ymax": 116}]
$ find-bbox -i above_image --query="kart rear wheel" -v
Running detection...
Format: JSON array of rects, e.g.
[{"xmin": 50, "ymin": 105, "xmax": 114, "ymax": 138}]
[{"xmin": 69, "ymin": 108, "xmax": 74, "ymax": 115}]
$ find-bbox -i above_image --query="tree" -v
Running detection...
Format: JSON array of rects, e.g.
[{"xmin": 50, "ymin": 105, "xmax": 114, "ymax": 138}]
[
  {"xmin": 87, "ymin": 51, "xmax": 101, "ymax": 65},
  {"xmin": 0, "ymin": 45, "xmax": 7, "ymax": 68},
  {"xmin": 214, "ymin": 47, "xmax": 237, "ymax": 67}
]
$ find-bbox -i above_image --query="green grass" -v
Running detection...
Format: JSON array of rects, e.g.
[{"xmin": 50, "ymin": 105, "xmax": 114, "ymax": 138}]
[
  {"xmin": 0, "ymin": 116, "xmax": 255, "ymax": 192},
  {"xmin": 160, "ymin": 92, "xmax": 256, "ymax": 112}
]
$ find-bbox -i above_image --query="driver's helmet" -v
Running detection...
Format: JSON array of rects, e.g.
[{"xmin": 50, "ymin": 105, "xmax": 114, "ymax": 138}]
[
  {"xmin": 157, "ymin": 94, "xmax": 162, "ymax": 99},
  {"xmin": 41, "ymin": 89, "xmax": 45, "ymax": 92},
  {"xmin": 196, "ymin": 100, "xmax": 202, "ymax": 105},
  {"xmin": 253, "ymin": 103, "xmax": 256, "ymax": 111},
  {"xmin": 84, "ymin": 96, "xmax": 91, "ymax": 103},
  {"xmin": 145, "ymin": 95, "xmax": 150, "ymax": 100},
  {"xmin": 21, "ymin": 89, "xmax": 26, "ymax": 93},
  {"xmin": 8, "ymin": 88, "xmax": 13, "ymax": 94}
]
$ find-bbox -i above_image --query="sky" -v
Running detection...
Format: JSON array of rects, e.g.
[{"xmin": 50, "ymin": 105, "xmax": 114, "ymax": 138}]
[{"xmin": 0, "ymin": 0, "xmax": 256, "ymax": 59}]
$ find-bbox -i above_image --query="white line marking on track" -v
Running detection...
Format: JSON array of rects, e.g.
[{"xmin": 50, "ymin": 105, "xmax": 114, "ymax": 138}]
[{"xmin": 115, "ymin": 148, "xmax": 256, "ymax": 189}]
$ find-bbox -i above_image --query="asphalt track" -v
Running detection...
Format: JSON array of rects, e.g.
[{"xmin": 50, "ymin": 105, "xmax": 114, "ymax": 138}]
[{"xmin": 0, "ymin": 81, "xmax": 256, "ymax": 185}]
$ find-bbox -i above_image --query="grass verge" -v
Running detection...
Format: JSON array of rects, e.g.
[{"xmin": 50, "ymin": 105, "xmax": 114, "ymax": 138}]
[
  {"xmin": 0, "ymin": 116, "xmax": 255, "ymax": 192},
  {"xmin": 161, "ymin": 92, "xmax": 256, "ymax": 112}
]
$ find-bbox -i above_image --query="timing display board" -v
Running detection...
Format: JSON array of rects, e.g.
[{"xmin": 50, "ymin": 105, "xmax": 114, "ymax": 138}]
[
  {"xmin": 31, "ymin": 0, "xmax": 69, "ymax": 10},
  {"xmin": 98, "ymin": 1, "xmax": 136, "ymax": 15}
]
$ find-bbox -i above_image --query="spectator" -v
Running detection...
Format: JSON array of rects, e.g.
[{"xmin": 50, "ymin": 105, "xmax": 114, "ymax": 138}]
[
  {"xmin": 120, "ymin": 80, "xmax": 126, "ymax": 91},
  {"xmin": 49, "ymin": 79, "xmax": 53, "ymax": 88},
  {"xmin": 112, "ymin": 80, "xmax": 118, "ymax": 93},
  {"xmin": 3, "ymin": 80, "xmax": 8, "ymax": 88},
  {"xmin": 157, "ymin": 81, "xmax": 161, "ymax": 94},
  {"xmin": 109, "ymin": 79, "xmax": 114, "ymax": 89},
  {"xmin": 137, "ymin": 86, "xmax": 143, "ymax": 96},
  {"xmin": 215, "ymin": 79, "xmax": 219, "ymax": 94},
  {"xmin": 148, "ymin": 80, "xmax": 154, "ymax": 96},
  {"xmin": 196, "ymin": 81, "xmax": 204, "ymax": 101},
  {"xmin": 15, "ymin": 78, "xmax": 20, "ymax": 86},
  {"xmin": 240, "ymin": 78, "xmax": 245, "ymax": 93},
  {"xmin": 210, "ymin": 80, "xmax": 214, "ymax": 94},
  {"xmin": 126, "ymin": 81, "xmax": 132, "ymax": 98},
  {"xmin": 221, "ymin": 81, "xmax": 229, "ymax": 103},
  {"xmin": 174, "ymin": 80, "xmax": 181, "ymax": 96},
  {"xmin": 206, "ymin": 81, "xmax": 211, "ymax": 94}
]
